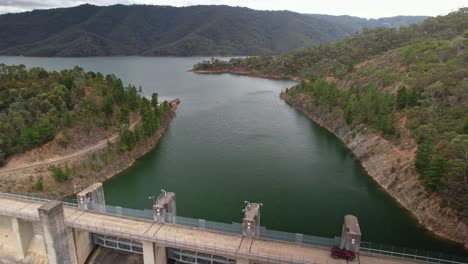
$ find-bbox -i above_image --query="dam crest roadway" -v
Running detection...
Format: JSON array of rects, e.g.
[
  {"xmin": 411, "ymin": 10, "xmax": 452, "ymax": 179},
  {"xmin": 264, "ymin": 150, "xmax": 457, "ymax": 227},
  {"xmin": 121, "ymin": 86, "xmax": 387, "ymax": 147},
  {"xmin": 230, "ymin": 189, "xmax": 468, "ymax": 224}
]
[{"xmin": 0, "ymin": 183, "xmax": 466, "ymax": 264}]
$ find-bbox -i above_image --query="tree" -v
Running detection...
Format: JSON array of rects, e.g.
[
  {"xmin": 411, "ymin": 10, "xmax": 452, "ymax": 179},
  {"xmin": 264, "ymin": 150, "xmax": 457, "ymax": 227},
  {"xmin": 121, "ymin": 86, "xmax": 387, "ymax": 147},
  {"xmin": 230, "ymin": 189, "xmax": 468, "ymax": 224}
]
[
  {"xmin": 19, "ymin": 128, "xmax": 35, "ymax": 150},
  {"xmin": 407, "ymin": 88, "xmax": 419, "ymax": 107},
  {"xmin": 151, "ymin": 93, "xmax": 158, "ymax": 110},
  {"xmin": 415, "ymin": 141, "xmax": 433, "ymax": 174},
  {"xmin": 0, "ymin": 138, "xmax": 5, "ymax": 165},
  {"xmin": 396, "ymin": 86, "xmax": 408, "ymax": 109},
  {"xmin": 377, "ymin": 92, "xmax": 396, "ymax": 135},
  {"xmin": 464, "ymin": 30, "xmax": 468, "ymax": 46},
  {"xmin": 9, "ymin": 111, "xmax": 27, "ymax": 131},
  {"xmin": 118, "ymin": 105, "xmax": 130, "ymax": 126},
  {"xmin": 63, "ymin": 112, "xmax": 72, "ymax": 127},
  {"xmin": 424, "ymin": 156, "xmax": 448, "ymax": 190},
  {"xmin": 102, "ymin": 96, "xmax": 114, "ymax": 117},
  {"xmin": 33, "ymin": 117, "xmax": 56, "ymax": 145},
  {"xmin": 134, "ymin": 125, "xmax": 145, "ymax": 143},
  {"xmin": 442, "ymin": 135, "xmax": 468, "ymax": 188},
  {"xmin": 422, "ymin": 81, "xmax": 447, "ymax": 120},
  {"xmin": 344, "ymin": 97, "xmax": 354, "ymax": 125},
  {"xmin": 39, "ymin": 99, "xmax": 54, "ymax": 114},
  {"xmin": 125, "ymin": 85, "xmax": 139, "ymax": 110},
  {"xmin": 107, "ymin": 75, "xmax": 125, "ymax": 103},
  {"xmin": 60, "ymin": 74, "xmax": 74, "ymax": 90},
  {"xmin": 118, "ymin": 124, "xmax": 135, "ymax": 152}
]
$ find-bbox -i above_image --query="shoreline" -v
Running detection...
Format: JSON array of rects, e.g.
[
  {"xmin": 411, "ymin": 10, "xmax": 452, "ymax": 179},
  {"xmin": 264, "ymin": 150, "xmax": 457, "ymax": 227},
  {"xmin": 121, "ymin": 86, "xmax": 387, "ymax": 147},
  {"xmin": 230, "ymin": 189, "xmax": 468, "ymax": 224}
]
[
  {"xmin": 191, "ymin": 69, "xmax": 301, "ymax": 81},
  {"xmin": 84, "ymin": 103, "xmax": 179, "ymax": 192},
  {"xmin": 189, "ymin": 69, "xmax": 468, "ymax": 250},
  {"xmin": 0, "ymin": 103, "xmax": 179, "ymax": 199},
  {"xmin": 280, "ymin": 92, "xmax": 468, "ymax": 250}
]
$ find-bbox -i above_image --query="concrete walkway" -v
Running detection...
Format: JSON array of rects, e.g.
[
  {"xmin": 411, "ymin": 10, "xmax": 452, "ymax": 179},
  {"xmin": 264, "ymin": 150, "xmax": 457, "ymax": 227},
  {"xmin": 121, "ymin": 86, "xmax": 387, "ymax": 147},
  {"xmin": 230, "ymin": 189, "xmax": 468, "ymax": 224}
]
[{"xmin": 0, "ymin": 197, "xmax": 422, "ymax": 264}]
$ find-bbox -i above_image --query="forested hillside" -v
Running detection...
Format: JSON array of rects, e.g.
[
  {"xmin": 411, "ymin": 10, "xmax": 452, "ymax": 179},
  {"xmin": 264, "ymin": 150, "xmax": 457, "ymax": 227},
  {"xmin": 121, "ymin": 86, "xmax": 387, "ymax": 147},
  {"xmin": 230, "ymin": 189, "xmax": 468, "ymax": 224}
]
[
  {"xmin": 0, "ymin": 65, "xmax": 170, "ymax": 166},
  {"xmin": 0, "ymin": 4, "xmax": 427, "ymax": 57},
  {"xmin": 194, "ymin": 8, "xmax": 466, "ymax": 78},
  {"xmin": 193, "ymin": 8, "xmax": 468, "ymax": 218}
]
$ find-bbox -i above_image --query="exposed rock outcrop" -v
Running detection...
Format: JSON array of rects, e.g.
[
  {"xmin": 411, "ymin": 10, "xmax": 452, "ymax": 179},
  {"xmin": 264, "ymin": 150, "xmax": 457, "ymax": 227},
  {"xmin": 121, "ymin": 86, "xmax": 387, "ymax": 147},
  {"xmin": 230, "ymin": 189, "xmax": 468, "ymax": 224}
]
[{"xmin": 282, "ymin": 92, "xmax": 468, "ymax": 249}]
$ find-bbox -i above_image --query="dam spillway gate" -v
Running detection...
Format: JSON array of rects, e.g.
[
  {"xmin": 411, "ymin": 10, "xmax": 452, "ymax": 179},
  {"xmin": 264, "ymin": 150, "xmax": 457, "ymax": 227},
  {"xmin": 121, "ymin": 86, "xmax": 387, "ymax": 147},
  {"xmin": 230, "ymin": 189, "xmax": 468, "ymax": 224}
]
[
  {"xmin": 167, "ymin": 248, "xmax": 236, "ymax": 264},
  {"xmin": 91, "ymin": 234, "xmax": 236, "ymax": 264},
  {"xmin": 92, "ymin": 234, "xmax": 143, "ymax": 254}
]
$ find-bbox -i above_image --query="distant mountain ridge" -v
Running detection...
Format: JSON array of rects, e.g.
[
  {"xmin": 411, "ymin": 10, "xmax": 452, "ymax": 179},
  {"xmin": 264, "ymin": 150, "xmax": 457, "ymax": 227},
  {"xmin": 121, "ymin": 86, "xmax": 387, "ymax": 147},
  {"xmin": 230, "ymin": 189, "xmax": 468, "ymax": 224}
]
[
  {"xmin": 0, "ymin": 4, "xmax": 428, "ymax": 57},
  {"xmin": 308, "ymin": 14, "xmax": 431, "ymax": 31}
]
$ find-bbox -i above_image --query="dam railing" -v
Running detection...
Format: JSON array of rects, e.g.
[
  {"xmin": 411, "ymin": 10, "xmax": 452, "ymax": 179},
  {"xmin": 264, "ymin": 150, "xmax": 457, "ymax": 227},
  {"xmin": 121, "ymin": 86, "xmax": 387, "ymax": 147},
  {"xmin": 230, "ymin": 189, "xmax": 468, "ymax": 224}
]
[
  {"xmin": 359, "ymin": 243, "xmax": 468, "ymax": 264},
  {"xmin": 0, "ymin": 192, "xmax": 467, "ymax": 264}
]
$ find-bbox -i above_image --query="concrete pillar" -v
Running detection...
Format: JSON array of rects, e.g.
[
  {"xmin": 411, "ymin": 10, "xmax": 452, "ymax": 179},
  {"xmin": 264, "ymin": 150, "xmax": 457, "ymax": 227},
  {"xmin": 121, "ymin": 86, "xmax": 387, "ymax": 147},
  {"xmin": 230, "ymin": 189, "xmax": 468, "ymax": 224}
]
[
  {"xmin": 142, "ymin": 242, "xmax": 167, "ymax": 264},
  {"xmin": 153, "ymin": 192, "xmax": 176, "ymax": 224},
  {"xmin": 11, "ymin": 217, "xmax": 34, "ymax": 259},
  {"xmin": 341, "ymin": 215, "xmax": 361, "ymax": 253},
  {"xmin": 72, "ymin": 229, "xmax": 94, "ymax": 264},
  {"xmin": 242, "ymin": 202, "xmax": 261, "ymax": 238},
  {"xmin": 155, "ymin": 244, "xmax": 167, "ymax": 264},
  {"xmin": 143, "ymin": 241, "xmax": 155, "ymax": 264},
  {"xmin": 77, "ymin": 183, "xmax": 106, "ymax": 212},
  {"xmin": 38, "ymin": 201, "xmax": 77, "ymax": 264}
]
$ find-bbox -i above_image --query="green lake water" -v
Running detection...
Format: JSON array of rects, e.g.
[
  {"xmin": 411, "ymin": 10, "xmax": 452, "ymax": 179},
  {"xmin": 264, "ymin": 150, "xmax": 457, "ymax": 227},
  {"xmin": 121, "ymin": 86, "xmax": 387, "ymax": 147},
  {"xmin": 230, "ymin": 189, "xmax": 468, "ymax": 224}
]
[{"xmin": 1, "ymin": 56, "xmax": 466, "ymax": 257}]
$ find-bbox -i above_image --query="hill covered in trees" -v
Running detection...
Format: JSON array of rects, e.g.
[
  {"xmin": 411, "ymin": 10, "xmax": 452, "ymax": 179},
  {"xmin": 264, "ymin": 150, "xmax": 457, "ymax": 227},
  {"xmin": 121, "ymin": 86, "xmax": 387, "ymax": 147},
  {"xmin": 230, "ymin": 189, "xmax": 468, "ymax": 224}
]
[
  {"xmin": 194, "ymin": 8, "xmax": 467, "ymax": 77},
  {"xmin": 0, "ymin": 4, "xmax": 427, "ymax": 57},
  {"xmin": 0, "ymin": 64, "xmax": 170, "ymax": 167},
  {"xmin": 193, "ymin": 8, "xmax": 468, "ymax": 221}
]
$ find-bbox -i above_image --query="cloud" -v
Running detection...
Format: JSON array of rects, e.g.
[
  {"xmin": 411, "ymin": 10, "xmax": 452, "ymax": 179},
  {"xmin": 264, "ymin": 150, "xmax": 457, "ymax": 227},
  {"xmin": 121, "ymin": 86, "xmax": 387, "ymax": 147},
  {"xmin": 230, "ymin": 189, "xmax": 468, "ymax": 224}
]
[
  {"xmin": 0, "ymin": 0, "xmax": 55, "ymax": 8},
  {"xmin": 0, "ymin": 0, "xmax": 136, "ymax": 13},
  {"xmin": 0, "ymin": 0, "xmax": 465, "ymax": 17}
]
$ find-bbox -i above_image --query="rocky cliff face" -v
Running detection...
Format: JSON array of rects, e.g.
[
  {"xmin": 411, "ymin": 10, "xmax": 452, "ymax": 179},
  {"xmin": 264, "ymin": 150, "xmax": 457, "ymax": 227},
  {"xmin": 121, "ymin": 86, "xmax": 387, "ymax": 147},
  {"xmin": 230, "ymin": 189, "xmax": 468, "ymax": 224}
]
[{"xmin": 282, "ymin": 92, "xmax": 468, "ymax": 249}]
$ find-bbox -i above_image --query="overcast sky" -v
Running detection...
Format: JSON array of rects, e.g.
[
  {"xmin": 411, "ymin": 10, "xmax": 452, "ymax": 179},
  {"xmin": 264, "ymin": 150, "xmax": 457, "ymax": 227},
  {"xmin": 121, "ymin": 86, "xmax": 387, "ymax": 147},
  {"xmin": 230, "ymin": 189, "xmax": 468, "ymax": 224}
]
[{"xmin": 0, "ymin": 0, "xmax": 466, "ymax": 18}]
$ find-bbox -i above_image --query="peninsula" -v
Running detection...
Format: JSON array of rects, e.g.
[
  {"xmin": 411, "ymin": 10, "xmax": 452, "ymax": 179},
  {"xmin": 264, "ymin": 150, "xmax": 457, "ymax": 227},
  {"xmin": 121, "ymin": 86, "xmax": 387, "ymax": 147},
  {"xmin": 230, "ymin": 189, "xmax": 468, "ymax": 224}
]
[{"xmin": 0, "ymin": 65, "xmax": 179, "ymax": 197}]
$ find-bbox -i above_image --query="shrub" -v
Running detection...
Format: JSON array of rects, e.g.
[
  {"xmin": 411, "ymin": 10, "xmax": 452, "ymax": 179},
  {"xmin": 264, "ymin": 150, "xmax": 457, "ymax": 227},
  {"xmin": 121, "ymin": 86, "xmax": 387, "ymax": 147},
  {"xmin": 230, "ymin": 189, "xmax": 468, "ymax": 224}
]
[
  {"xmin": 32, "ymin": 177, "xmax": 44, "ymax": 191},
  {"xmin": 50, "ymin": 165, "xmax": 71, "ymax": 182}
]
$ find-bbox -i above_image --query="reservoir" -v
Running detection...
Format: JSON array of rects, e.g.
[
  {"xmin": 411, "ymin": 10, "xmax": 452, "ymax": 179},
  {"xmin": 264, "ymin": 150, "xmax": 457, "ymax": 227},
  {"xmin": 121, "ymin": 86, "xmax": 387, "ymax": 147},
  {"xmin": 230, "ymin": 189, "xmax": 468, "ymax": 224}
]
[{"xmin": 0, "ymin": 56, "xmax": 465, "ymax": 256}]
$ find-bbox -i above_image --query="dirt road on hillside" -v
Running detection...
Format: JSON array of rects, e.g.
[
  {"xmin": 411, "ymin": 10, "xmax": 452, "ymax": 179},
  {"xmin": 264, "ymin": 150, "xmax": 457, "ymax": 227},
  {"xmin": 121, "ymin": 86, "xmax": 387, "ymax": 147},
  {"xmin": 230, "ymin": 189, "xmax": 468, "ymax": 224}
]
[{"xmin": 0, "ymin": 118, "xmax": 142, "ymax": 174}]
